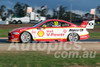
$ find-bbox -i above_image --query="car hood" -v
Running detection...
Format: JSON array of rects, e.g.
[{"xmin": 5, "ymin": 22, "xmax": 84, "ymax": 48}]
[{"xmin": 9, "ymin": 27, "xmax": 36, "ymax": 33}]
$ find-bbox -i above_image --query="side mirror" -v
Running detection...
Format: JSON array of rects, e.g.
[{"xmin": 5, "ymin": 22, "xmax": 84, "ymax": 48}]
[{"xmin": 37, "ymin": 27, "xmax": 41, "ymax": 30}]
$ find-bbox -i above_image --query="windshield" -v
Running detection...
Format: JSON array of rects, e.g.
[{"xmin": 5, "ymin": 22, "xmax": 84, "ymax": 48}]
[{"xmin": 33, "ymin": 21, "xmax": 45, "ymax": 27}]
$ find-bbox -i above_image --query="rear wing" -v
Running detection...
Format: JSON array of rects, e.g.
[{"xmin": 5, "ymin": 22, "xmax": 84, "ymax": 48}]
[{"xmin": 80, "ymin": 20, "xmax": 95, "ymax": 29}]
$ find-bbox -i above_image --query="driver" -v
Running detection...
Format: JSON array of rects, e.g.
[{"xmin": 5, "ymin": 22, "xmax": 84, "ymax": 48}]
[{"xmin": 52, "ymin": 21, "xmax": 61, "ymax": 27}]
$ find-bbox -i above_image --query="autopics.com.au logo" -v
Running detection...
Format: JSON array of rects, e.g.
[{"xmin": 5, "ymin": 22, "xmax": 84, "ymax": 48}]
[{"xmin": 8, "ymin": 42, "xmax": 96, "ymax": 58}]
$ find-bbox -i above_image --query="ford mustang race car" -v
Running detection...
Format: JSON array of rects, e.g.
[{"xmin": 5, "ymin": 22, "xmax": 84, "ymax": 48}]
[{"xmin": 8, "ymin": 19, "xmax": 94, "ymax": 43}]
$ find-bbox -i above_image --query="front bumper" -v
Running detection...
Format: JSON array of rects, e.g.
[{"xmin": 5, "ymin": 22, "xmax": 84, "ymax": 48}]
[{"xmin": 8, "ymin": 33, "xmax": 20, "ymax": 42}]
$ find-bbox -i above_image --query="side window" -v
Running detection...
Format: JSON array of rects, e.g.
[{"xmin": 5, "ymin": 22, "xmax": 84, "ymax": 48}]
[
  {"xmin": 39, "ymin": 21, "xmax": 70, "ymax": 27},
  {"xmin": 52, "ymin": 21, "xmax": 70, "ymax": 27},
  {"xmin": 39, "ymin": 22, "xmax": 52, "ymax": 27},
  {"xmin": 61, "ymin": 22, "xmax": 70, "ymax": 27}
]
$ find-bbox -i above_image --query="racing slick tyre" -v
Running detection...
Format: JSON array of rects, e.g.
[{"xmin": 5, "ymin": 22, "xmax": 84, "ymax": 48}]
[
  {"xmin": 68, "ymin": 33, "xmax": 79, "ymax": 42},
  {"xmin": 18, "ymin": 20, "xmax": 22, "ymax": 24},
  {"xmin": 13, "ymin": 20, "xmax": 17, "ymax": 24},
  {"xmin": 20, "ymin": 32, "xmax": 32, "ymax": 43}
]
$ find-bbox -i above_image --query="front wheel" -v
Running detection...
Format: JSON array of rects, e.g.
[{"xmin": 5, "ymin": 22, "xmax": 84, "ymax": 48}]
[
  {"xmin": 20, "ymin": 32, "xmax": 32, "ymax": 43},
  {"xmin": 68, "ymin": 33, "xmax": 79, "ymax": 42}
]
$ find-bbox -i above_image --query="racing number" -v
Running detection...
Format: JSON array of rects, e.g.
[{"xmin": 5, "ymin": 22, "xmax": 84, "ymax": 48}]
[
  {"xmin": 54, "ymin": 21, "xmax": 58, "ymax": 25},
  {"xmin": 89, "ymin": 22, "xmax": 93, "ymax": 26}
]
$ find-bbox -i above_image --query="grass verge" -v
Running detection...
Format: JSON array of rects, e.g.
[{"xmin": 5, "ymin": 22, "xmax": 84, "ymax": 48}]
[
  {"xmin": 89, "ymin": 32, "xmax": 100, "ymax": 39},
  {"xmin": 94, "ymin": 25, "xmax": 100, "ymax": 28},
  {"xmin": 0, "ymin": 29, "xmax": 11, "ymax": 37},
  {"xmin": 0, "ymin": 52, "xmax": 99, "ymax": 67}
]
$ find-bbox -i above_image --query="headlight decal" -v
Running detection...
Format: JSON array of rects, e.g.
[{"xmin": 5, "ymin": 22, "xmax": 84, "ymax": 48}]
[{"xmin": 12, "ymin": 32, "xmax": 19, "ymax": 34}]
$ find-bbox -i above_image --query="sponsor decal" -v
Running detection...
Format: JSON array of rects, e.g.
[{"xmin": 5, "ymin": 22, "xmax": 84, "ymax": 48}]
[
  {"xmin": 11, "ymin": 38, "xmax": 18, "ymax": 41},
  {"xmin": 81, "ymin": 36, "xmax": 87, "ymax": 38},
  {"xmin": 69, "ymin": 29, "xmax": 83, "ymax": 32},
  {"xmin": 63, "ymin": 29, "xmax": 67, "ymax": 33},
  {"xmin": 31, "ymin": 30, "xmax": 36, "ymax": 34},
  {"xmin": 46, "ymin": 30, "xmax": 53, "ymax": 32},
  {"xmin": 38, "ymin": 30, "xmax": 44, "ymax": 37},
  {"xmin": 47, "ymin": 33, "xmax": 64, "ymax": 36},
  {"xmin": 46, "ymin": 30, "xmax": 64, "ymax": 36}
]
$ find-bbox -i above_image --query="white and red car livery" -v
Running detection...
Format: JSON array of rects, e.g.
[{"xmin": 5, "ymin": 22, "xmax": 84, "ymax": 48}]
[{"xmin": 8, "ymin": 19, "xmax": 94, "ymax": 43}]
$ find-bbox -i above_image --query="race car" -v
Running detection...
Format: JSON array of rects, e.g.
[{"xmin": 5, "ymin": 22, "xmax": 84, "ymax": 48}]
[{"xmin": 8, "ymin": 19, "xmax": 94, "ymax": 43}]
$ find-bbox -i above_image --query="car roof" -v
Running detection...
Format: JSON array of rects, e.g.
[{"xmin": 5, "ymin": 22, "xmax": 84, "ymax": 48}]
[{"xmin": 44, "ymin": 19, "xmax": 75, "ymax": 25}]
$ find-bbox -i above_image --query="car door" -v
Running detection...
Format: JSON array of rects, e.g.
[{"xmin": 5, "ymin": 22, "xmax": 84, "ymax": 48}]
[{"xmin": 35, "ymin": 20, "xmax": 70, "ymax": 41}]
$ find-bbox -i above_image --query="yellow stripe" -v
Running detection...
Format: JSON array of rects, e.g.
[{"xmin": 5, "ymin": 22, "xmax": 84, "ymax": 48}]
[
  {"xmin": 26, "ymin": 27, "xmax": 85, "ymax": 31},
  {"xmin": 34, "ymin": 34, "xmax": 89, "ymax": 40},
  {"xmin": 26, "ymin": 28, "xmax": 36, "ymax": 31},
  {"xmin": 80, "ymin": 34, "xmax": 89, "ymax": 36},
  {"xmin": 8, "ymin": 41, "xmax": 20, "ymax": 42}
]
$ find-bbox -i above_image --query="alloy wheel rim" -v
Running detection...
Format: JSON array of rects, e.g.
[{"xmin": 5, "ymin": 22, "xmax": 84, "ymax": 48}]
[
  {"xmin": 69, "ymin": 33, "xmax": 78, "ymax": 41},
  {"xmin": 21, "ymin": 32, "xmax": 31, "ymax": 42}
]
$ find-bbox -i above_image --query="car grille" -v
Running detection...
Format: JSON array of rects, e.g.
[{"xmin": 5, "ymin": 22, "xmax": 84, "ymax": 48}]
[{"xmin": 8, "ymin": 33, "xmax": 11, "ymax": 36}]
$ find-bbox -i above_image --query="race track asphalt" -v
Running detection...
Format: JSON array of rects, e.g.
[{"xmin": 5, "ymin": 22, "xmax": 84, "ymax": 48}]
[
  {"xmin": 0, "ymin": 38, "xmax": 100, "ymax": 43},
  {"xmin": 0, "ymin": 38, "xmax": 100, "ymax": 52}
]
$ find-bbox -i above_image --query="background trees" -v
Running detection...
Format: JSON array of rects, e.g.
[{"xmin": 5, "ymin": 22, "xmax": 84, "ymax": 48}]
[
  {"xmin": 52, "ymin": 5, "xmax": 67, "ymax": 19},
  {"xmin": 0, "ymin": 2, "xmax": 87, "ymax": 21},
  {"xmin": 14, "ymin": 2, "xmax": 29, "ymax": 17},
  {"xmin": 0, "ymin": 5, "xmax": 6, "ymax": 16},
  {"xmin": 0, "ymin": 5, "xmax": 7, "ymax": 21},
  {"xmin": 97, "ymin": 5, "xmax": 100, "ymax": 13},
  {"xmin": 52, "ymin": 5, "xmax": 82, "ymax": 21}
]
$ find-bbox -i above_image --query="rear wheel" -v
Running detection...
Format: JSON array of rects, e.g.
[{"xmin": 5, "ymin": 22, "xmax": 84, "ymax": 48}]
[
  {"xmin": 68, "ymin": 33, "xmax": 79, "ymax": 42},
  {"xmin": 20, "ymin": 32, "xmax": 32, "ymax": 43}
]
